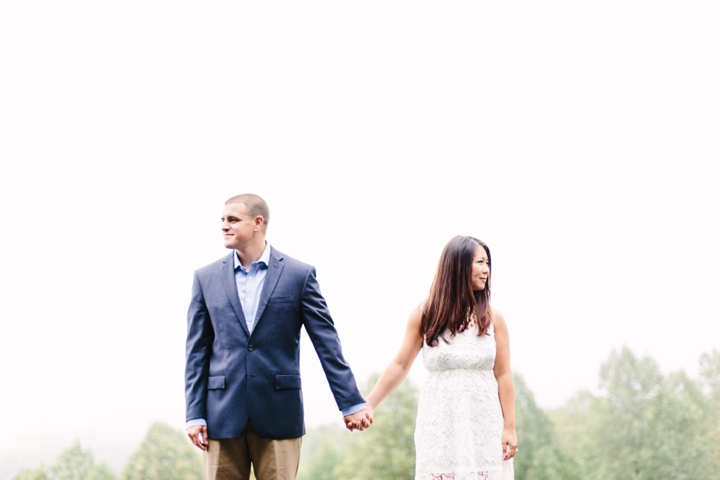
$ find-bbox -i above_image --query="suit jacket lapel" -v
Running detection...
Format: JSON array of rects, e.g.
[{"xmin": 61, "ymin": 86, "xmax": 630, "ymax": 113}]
[
  {"xmin": 221, "ymin": 252, "xmax": 250, "ymax": 337},
  {"xmin": 253, "ymin": 249, "xmax": 284, "ymax": 333}
]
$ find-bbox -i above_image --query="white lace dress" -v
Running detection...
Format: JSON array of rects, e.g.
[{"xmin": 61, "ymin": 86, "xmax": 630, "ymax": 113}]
[{"xmin": 415, "ymin": 322, "xmax": 514, "ymax": 480}]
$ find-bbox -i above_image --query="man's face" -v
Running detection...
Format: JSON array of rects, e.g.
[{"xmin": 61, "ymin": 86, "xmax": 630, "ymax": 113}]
[{"xmin": 221, "ymin": 202, "xmax": 260, "ymax": 250}]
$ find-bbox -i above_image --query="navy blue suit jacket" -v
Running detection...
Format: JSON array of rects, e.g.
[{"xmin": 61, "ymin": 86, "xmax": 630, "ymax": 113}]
[{"xmin": 185, "ymin": 247, "xmax": 364, "ymax": 440}]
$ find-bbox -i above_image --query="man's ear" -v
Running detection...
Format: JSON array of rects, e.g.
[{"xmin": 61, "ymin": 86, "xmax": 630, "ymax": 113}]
[{"xmin": 254, "ymin": 216, "xmax": 265, "ymax": 230}]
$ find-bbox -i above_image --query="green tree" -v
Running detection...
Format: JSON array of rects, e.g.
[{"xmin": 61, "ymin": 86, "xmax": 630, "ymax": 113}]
[
  {"xmin": 121, "ymin": 422, "xmax": 203, "ymax": 480},
  {"xmin": 299, "ymin": 375, "xmax": 418, "ymax": 480},
  {"xmin": 550, "ymin": 389, "xmax": 598, "ymax": 478},
  {"xmin": 700, "ymin": 349, "xmax": 720, "ymax": 403},
  {"xmin": 10, "ymin": 442, "xmax": 113, "ymax": 480},
  {"xmin": 514, "ymin": 374, "xmax": 581, "ymax": 480},
  {"xmin": 699, "ymin": 349, "xmax": 720, "ymax": 476},
  {"xmin": 334, "ymin": 375, "xmax": 417, "ymax": 480},
  {"xmin": 590, "ymin": 346, "xmax": 664, "ymax": 479},
  {"xmin": 575, "ymin": 346, "xmax": 714, "ymax": 480},
  {"xmin": 11, "ymin": 468, "xmax": 51, "ymax": 480},
  {"xmin": 296, "ymin": 424, "xmax": 351, "ymax": 480},
  {"xmin": 38, "ymin": 441, "xmax": 116, "ymax": 480}
]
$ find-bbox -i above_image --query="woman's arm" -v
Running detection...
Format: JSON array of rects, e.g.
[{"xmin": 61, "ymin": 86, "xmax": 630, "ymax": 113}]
[
  {"xmin": 492, "ymin": 306, "xmax": 518, "ymax": 460},
  {"xmin": 364, "ymin": 305, "xmax": 424, "ymax": 413}
]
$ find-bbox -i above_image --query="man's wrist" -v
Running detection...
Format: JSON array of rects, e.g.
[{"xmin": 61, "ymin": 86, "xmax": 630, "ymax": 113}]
[
  {"xmin": 186, "ymin": 418, "xmax": 207, "ymax": 430},
  {"xmin": 342, "ymin": 403, "xmax": 366, "ymax": 416}
]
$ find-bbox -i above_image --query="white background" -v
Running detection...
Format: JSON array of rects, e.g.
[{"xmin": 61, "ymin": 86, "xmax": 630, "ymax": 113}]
[{"xmin": 1, "ymin": 0, "xmax": 719, "ymax": 451}]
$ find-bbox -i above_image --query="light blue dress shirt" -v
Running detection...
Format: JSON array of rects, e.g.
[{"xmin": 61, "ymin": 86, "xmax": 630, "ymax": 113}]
[
  {"xmin": 233, "ymin": 243, "xmax": 271, "ymax": 333},
  {"xmin": 186, "ymin": 245, "xmax": 364, "ymax": 430}
]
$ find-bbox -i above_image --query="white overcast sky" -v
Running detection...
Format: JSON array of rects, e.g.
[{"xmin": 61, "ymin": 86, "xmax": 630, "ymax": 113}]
[{"xmin": 1, "ymin": 1, "xmax": 719, "ymax": 450}]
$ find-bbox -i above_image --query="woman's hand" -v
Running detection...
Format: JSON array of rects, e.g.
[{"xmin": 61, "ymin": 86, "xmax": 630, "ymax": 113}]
[
  {"xmin": 344, "ymin": 405, "xmax": 374, "ymax": 431},
  {"xmin": 502, "ymin": 427, "xmax": 518, "ymax": 460}
]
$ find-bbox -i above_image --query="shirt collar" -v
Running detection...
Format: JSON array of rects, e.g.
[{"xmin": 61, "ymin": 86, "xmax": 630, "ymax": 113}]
[{"xmin": 234, "ymin": 242, "xmax": 271, "ymax": 270}]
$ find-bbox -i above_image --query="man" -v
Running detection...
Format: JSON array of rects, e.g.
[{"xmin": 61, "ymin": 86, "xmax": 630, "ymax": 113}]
[{"xmin": 185, "ymin": 193, "xmax": 372, "ymax": 480}]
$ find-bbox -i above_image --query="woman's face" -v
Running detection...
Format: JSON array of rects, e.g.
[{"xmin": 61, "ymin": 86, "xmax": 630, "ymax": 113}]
[{"xmin": 470, "ymin": 245, "xmax": 490, "ymax": 291}]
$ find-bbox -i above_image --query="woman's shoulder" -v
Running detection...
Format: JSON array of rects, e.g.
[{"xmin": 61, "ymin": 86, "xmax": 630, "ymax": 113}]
[
  {"xmin": 413, "ymin": 297, "xmax": 430, "ymax": 317},
  {"xmin": 409, "ymin": 301, "xmax": 425, "ymax": 323},
  {"xmin": 490, "ymin": 306, "xmax": 508, "ymax": 330}
]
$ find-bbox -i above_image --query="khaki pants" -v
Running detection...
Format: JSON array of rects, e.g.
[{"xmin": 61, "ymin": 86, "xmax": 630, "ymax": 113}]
[{"xmin": 203, "ymin": 423, "xmax": 302, "ymax": 480}]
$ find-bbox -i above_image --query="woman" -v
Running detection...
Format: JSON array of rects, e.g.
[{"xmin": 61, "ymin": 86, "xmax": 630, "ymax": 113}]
[{"xmin": 361, "ymin": 235, "xmax": 516, "ymax": 480}]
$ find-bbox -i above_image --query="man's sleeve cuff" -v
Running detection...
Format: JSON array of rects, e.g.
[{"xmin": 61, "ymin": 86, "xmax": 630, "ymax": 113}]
[
  {"xmin": 341, "ymin": 403, "xmax": 366, "ymax": 416},
  {"xmin": 186, "ymin": 418, "xmax": 207, "ymax": 430}
]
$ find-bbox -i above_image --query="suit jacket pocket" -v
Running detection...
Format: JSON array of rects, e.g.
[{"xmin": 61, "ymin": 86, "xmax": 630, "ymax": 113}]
[
  {"xmin": 208, "ymin": 376, "xmax": 226, "ymax": 390},
  {"xmin": 269, "ymin": 295, "xmax": 296, "ymax": 304},
  {"xmin": 275, "ymin": 375, "xmax": 301, "ymax": 390}
]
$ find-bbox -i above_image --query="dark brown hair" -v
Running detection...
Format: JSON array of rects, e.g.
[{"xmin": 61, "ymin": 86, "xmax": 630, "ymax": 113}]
[
  {"xmin": 225, "ymin": 193, "xmax": 270, "ymax": 231},
  {"xmin": 421, "ymin": 235, "xmax": 492, "ymax": 347}
]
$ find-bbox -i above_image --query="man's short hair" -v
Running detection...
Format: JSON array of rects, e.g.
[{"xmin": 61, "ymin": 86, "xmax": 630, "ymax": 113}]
[{"xmin": 225, "ymin": 193, "xmax": 270, "ymax": 230}]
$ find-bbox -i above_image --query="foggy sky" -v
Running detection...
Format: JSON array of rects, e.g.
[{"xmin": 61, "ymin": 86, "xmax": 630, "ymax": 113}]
[{"xmin": 1, "ymin": 0, "xmax": 719, "ymax": 452}]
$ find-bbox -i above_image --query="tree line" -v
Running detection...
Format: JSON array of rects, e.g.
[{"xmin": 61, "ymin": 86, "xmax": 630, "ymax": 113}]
[
  {"xmin": 13, "ymin": 346, "xmax": 720, "ymax": 480},
  {"xmin": 11, "ymin": 423, "xmax": 204, "ymax": 480}
]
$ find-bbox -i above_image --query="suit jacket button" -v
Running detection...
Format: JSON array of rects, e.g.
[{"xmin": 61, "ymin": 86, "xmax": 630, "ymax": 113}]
[{"xmin": 248, "ymin": 345, "xmax": 254, "ymax": 351}]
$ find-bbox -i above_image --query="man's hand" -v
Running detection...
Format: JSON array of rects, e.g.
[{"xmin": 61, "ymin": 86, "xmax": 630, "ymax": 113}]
[
  {"xmin": 187, "ymin": 425, "xmax": 209, "ymax": 451},
  {"xmin": 344, "ymin": 407, "xmax": 374, "ymax": 432}
]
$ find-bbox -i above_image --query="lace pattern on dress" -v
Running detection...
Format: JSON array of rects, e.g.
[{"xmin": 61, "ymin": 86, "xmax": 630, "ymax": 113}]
[{"xmin": 415, "ymin": 323, "xmax": 514, "ymax": 480}]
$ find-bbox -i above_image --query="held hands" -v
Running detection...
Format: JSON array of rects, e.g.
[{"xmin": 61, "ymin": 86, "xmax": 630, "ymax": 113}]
[
  {"xmin": 343, "ymin": 406, "xmax": 374, "ymax": 432},
  {"xmin": 187, "ymin": 425, "xmax": 209, "ymax": 451}
]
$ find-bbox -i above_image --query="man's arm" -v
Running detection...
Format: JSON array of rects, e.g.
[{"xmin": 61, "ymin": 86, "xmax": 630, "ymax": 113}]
[
  {"xmin": 185, "ymin": 271, "xmax": 214, "ymax": 449},
  {"xmin": 299, "ymin": 268, "xmax": 368, "ymax": 424}
]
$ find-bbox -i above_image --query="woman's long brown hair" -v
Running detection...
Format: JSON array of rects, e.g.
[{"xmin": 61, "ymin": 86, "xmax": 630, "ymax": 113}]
[{"xmin": 421, "ymin": 236, "xmax": 492, "ymax": 347}]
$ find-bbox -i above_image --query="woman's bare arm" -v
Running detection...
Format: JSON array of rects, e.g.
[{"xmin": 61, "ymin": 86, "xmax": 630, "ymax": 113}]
[
  {"xmin": 364, "ymin": 305, "xmax": 424, "ymax": 412},
  {"xmin": 492, "ymin": 306, "xmax": 518, "ymax": 460}
]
